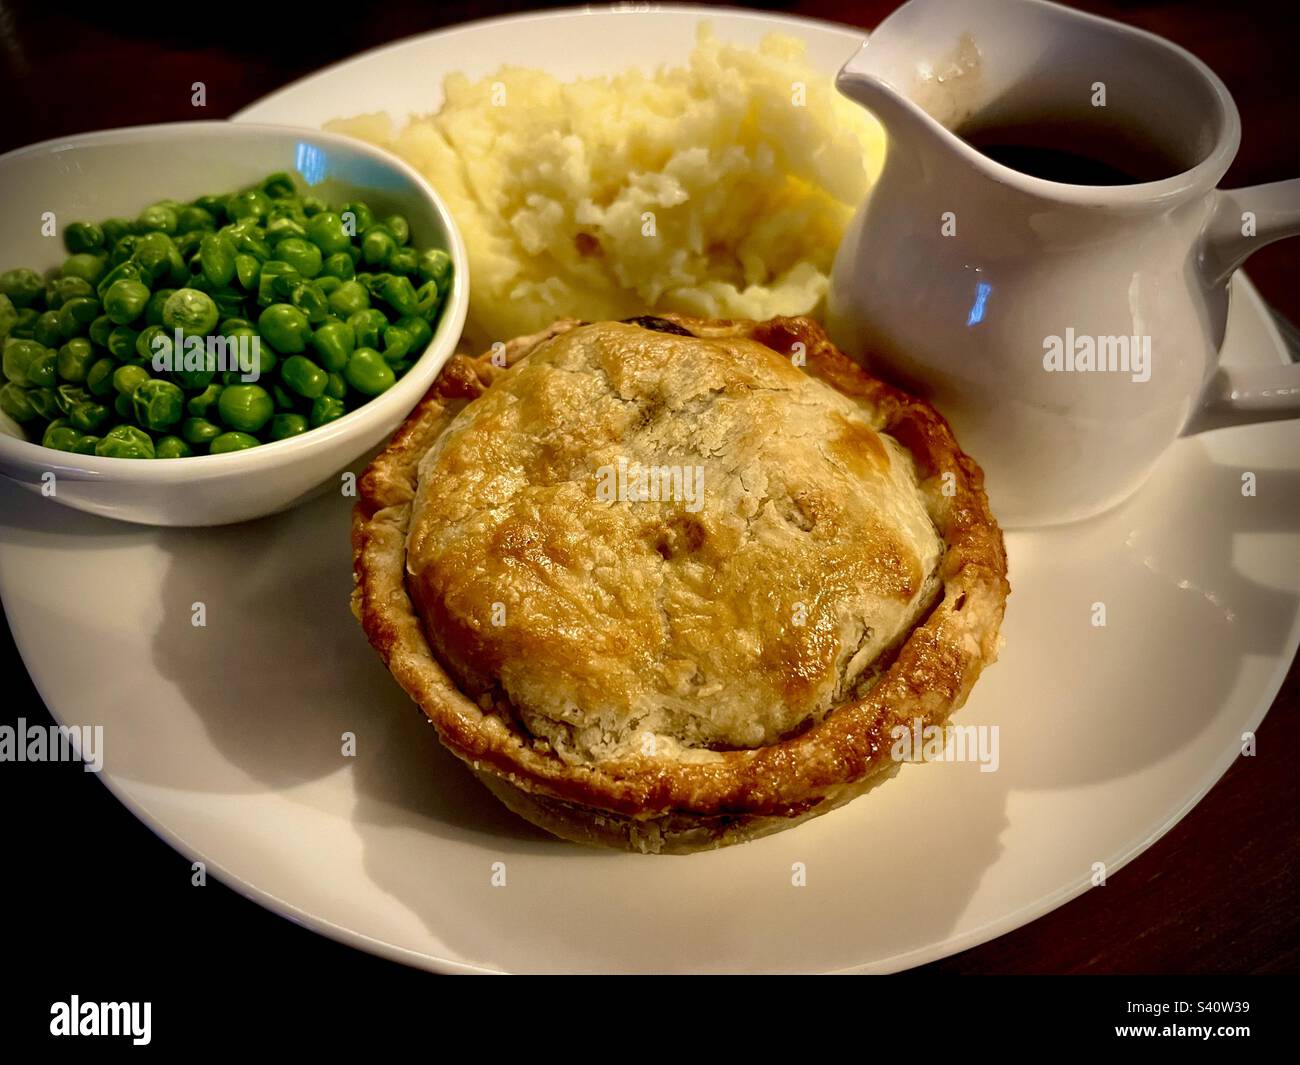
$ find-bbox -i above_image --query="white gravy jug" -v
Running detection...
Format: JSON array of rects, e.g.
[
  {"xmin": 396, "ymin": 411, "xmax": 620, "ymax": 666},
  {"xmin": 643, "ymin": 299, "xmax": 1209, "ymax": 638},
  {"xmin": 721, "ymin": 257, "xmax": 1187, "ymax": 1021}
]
[{"xmin": 827, "ymin": 0, "xmax": 1300, "ymax": 526}]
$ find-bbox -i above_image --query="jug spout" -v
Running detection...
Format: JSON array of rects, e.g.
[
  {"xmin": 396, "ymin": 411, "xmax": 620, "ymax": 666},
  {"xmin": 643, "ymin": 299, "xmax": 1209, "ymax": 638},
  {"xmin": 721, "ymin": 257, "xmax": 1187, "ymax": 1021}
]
[
  {"xmin": 836, "ymin": 16, "xmax": 984, "ymax": 140},
  {"xmin": 836, "ymin": 0, "xmax": 1238, "ymax": 197}
]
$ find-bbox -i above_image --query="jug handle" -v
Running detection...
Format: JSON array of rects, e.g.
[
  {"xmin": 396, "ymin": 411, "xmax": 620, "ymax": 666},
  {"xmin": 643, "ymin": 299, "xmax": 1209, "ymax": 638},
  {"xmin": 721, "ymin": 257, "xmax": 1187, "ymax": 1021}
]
[{"xmin": 1189, "ymin": 179, "xmax": 1300, "ymax": 433}]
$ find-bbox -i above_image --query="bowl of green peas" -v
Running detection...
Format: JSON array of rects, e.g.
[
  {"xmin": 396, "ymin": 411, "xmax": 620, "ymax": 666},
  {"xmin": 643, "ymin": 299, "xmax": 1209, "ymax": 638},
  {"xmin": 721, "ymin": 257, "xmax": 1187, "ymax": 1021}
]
[{"xmin": 0, "ymin": 122, "xmax": 468, "ymax": 525}]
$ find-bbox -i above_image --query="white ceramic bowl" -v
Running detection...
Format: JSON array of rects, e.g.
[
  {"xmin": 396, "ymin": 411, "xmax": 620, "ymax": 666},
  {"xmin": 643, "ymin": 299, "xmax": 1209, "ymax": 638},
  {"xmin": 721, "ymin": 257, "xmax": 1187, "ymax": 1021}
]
[{"xmin": 0, "ymin": 121, "xmax": 468, "ymax": 526}]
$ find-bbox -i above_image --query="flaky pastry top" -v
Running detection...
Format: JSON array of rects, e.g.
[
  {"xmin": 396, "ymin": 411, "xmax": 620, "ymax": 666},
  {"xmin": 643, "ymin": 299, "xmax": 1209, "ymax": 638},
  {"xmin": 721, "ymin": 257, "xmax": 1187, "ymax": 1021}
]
[{"xmin": 404, "ymin": 321, "xmax": 942, "ymax": 762}]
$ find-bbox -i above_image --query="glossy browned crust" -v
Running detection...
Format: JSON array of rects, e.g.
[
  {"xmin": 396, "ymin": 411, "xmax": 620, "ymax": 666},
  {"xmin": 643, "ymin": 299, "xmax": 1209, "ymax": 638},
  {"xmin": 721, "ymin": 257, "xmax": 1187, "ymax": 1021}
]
[{"xmin": 351, "ymin": 314, "xmax": 1009, "ymax": 849}]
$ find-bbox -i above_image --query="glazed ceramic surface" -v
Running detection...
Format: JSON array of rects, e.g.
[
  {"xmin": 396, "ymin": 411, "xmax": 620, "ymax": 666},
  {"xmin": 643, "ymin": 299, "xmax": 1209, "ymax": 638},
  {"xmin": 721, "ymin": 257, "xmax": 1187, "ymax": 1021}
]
[
  {"xmin": 0, "ymin": 123, "xmax": 468, "ymax": 526},
  {"xmin": 0, "ymin": 7, "xmax": 1283, "ymax": 973},
  {"xmin": 828, "ymin": 0, "xmax": 1300, "ymax": 526}
]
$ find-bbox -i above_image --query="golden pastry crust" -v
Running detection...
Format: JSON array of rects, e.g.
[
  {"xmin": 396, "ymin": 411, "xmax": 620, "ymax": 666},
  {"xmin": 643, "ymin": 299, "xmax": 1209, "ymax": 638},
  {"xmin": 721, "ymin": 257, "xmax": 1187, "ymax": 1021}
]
[
  {"xmin": 405, "ymin": 319, "xmax": 945, "ymax": 762},
  {"xmin": 352, "ymin": 314, "xmax": 1009, "ymax": 852}
]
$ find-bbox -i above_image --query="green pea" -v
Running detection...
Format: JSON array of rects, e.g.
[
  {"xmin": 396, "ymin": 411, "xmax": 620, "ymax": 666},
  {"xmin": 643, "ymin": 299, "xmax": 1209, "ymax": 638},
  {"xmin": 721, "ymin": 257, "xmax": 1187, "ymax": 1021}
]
[
  {"xmin": 181, "ymin": 416, "xmax": 222, "ymax": 446},
  {"xmin": 327, "ymin": 280, "xmax": 369, "ymax": 318},
  {"xmin": 0, "ymin": 268, "xmax": 45, "ymax": 308},
  {"xmin": 272, "ymin": 384, "xmax": 297, "ymax": 410},
  {"xmin": 380, "ymin": 324, "xmax": 413, "ymax": 363},
  {"xmin": 132, "ymin": 378, "xmax": 185, "ymax": 430},
  {"xmin": 255, "ymin": 340, "xmax": 277, "ymax": 379},
  {"xmin": 415, "ymin": 281, "xmax": 442, "ymax": 319},
  {"xmin": 177, "ymin": 205, "xmax": 215, "ymax": 233},
  {"xmin": 217, "ymin": 383, "xmax": 273, "ymax": 433},
  {"xmin": 388, "ymin": 246, "xmax": 420, "ymax": 276},
  {"xmin": 344, "ymin": 347, "xmax": 396, "ymax": 396},
  {"xmin": 235, "ymin": 254, "xmax": 261, "ymax": 290},
  {"xmin": 192, "ymin": 195, "xmax": 228, "ymax": 220},
  {"xmin": 162, "ymin": 288, "xmax": 218, "ymax": 337},
  {"xmin": 320, "ymin": 252, "xmax": 354, "ymax": 281},
  {"xmin": 56, "ymin": 297, "xmax": 98, "ymax": 339},
  {"xmin": 341, "ymin": 202, "xmax": 374, "ymax": 234},
  {"xmin": 209, "ymin": 287, "xmax": 246, "ymax": 320},
  {"xmin": 50, "ymin": 274, "xmax": 98, "ymax": 308},
  {"xmin": 260, "ymin": 172, "xmax": 296, "ymax": 199},
  {"xmin": 155, "ymin": 435, "xmax": 193, "ymax": 459},
  {"xmin": 0, "ymin": 294, "xmax": 15, "ymax": 340},
  {"xmin": 145, "ymin": 288, "xmax": 175, "ymax": 326},
  {"xmin": 227, "ymin": 188, "xmax": 272, "ymax": 223},
  {"xmin": 101, "ymin": 218, "xmax": 133, "ymax": 246},
  {"xmin": 383, "ymin": 215, "xmax": 411, "ymax": 246},
  {"xmin": 209, "ymin": 431, "xmax": 260, "ymax": 453},
  {"xmin": 86, "ymin": 358, "xmax": 117, "ymax": 397},
  {"xmin": 17, "ymin": 344, "xmax": 56, "ymax": 388},
  {"xmin": 96, "ymin": 423, "xmax": 155, "ymax": 459},
  {"xmin": 305, "ymin": 212, "xmax": 351, "ymax": 256},
  {"xmin": 418, "ymin": 248, "xmax": 453, "ymax": 291},
  {"xmin": 231, "ymin": 227, "xmax": 272, "ymax": 264},
  {"xmin": 89, "ymin": 314, "xmax": 114, "ymax": 348},
  {"xmin": 176, "ymin": 231, "xmax": 203, "ymax": 261},
  {"xmin": 57, "ymin": 338, "xmax": 96, "ymax": 382},
  {"xmin": 107, "ymin": 327, "xmax": 139, "ymax": 361},
  {"xmin": 265, "ymin": 215, "xmax": 308, "ymax": 244},
  {"xmin": 257, "ymin": 261, "xmax": 299, "ymax": 307},
  {"xmin": 347, "ymin": 309, "xmax": 386, "ymax": 350},
  {"xmin": 3, "ymin": 339, "xmax": 46, "ymax": 386},
  {"xmin": 319, "ymin": 371, "xmax": 344, "ymax": 399},
  {"xmin": 311, "ymin": 319, "xmax": 354, "ymax": 372},
  {"xmin": 69, "ymin": 399, "xmax": 111, "ymax": 434},
  {"xmin": 275, "ymin": 237, "xmax": 322, "ymax": 279},
  {"xmin": 112, "ymin": 364, "xmax": 150, "ymax": 396},
  {"xmin": 258, "ymin": 303, "xmax": 311, "ymax": 354},
  {"xmin": 62, "ymin": 253, "xmax": 107, "ymax": 286},
  {"xmin": 34, "ymin": 311, "xmax": 63, "ymax": 348},
  {"xmin": 0, "ymin": 382, "xmax": 36, "ymax": 422},
  {"xmin": 64, "ymin": 222, "xmax": 105, "ymax": 254},
  {"xmin": 377, "ymin": 275, "xmax": 419, "ymax": 317},
  {"xmin": 290, "ymin": 282, "xmax": 330, "ymax": 324},
  {"xmin": 186, "ymin": 383, "xmax": 224, "ymax": 419},
  {"xmin": 135, "ymin": 324, "xmax": 172, "ymax": 368},
  {"xmin": 43, "ymin": 419, "xmax": 84, "ymax": 453},
  {"xmin": 199, "ymin": 232, "xmax": 237, "ymax": 288},
  {"xmin": 54, "ymin": 383, "xmax": 86, "ymax": 413},
  {"xmin": 113, "ymin": 392, "xmax": 133, "ymax": 418},
  {"xmin": 28, "ymin": 386, "xmax": 59, "ymax": 419},
  {"xmin": 138, "ymin": 203, "xmax": 179, "ymax": 234},
  {"xmin": 95, "ymin": 260, "xmax": 144, "ymax": 300},
  {"xmin": 111, "ymin": 233, "xmax": 140, "ymax": 263},
  {"xmin": 309, "ymin": 394, "xmax": 346, "ymax": 428},
  {"xmin": 302, "ymin": 195, "xmax": 327, "ymax": 217},
  {"xmin": 395, "ymin": 314, "xmax": 432, "ymax": 353},
  {"xmin": 269, "ymin": 412, "xmax": 309, "ymax": 440},
  {"xmin": 280, "ymin": 353, "xmax": 328, "ymax": 398},
  {"xmin": 8, "ymin": 307, "xmax": 38, "ymax": 339},
  {"xmin": 270, "ymin": 270, "xmax": 304, "ymax": 304},
  {"xmin": 132, "ymin": 231, "xmax": 185, "ymax": 285},
  {"xmin": 55, "ymin": 383, "xmax": 89, "ymax": 413},
  {"xmin": 217, "ymin": 331, "xmax": 269, "ymax": 386},
  {"xmin": 103, "ymin": 279, "xmax": 150, "ymax": 325},
  {"xmin": 315, "ymin": 276, "xmax": 342, "ymax": 298},
  {"xmin": 362, "ymin": 228, "xmax": 396, "ymax": 266}
]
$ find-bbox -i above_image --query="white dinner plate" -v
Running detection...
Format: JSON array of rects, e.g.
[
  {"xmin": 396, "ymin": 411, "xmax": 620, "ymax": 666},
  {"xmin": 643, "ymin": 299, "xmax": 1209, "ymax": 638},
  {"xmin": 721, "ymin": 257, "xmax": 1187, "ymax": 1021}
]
[{"xmin": 2, "ymin": 5, "xmax": 1297, "ymax": 974}]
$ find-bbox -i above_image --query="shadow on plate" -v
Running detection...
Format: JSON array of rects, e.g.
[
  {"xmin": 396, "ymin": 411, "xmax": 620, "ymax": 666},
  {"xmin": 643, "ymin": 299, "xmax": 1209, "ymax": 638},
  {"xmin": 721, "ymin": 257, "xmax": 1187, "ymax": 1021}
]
[
  {"xmin": 992, "ymin": 438, "xmax": 1300, "ymax": 792},
  {"xmin": 146, "ymin": 474, "xmax": 545, "ymax": 846}
]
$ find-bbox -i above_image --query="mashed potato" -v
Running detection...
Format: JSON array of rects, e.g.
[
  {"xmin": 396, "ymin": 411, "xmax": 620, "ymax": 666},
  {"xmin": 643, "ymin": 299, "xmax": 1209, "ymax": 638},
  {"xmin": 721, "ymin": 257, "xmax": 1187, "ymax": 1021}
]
[{"xmin": 327, "ymin": 27, "xmax": 884, "ymax": 343}]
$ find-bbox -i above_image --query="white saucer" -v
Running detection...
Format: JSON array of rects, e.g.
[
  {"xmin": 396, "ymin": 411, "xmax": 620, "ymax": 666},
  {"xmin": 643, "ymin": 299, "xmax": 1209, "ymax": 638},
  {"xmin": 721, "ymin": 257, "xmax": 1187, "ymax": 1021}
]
[{"xmin": 1, "ymin": 6, "xmax": 1296, "ymax": 973}]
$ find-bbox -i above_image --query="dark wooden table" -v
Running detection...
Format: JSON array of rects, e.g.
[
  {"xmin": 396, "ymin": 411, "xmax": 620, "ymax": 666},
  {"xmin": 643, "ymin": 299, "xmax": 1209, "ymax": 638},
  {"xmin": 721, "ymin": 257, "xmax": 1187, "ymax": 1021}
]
[{"xmin": 0, "ymin": 0, "xmax": 1295, "ymax": 976}]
